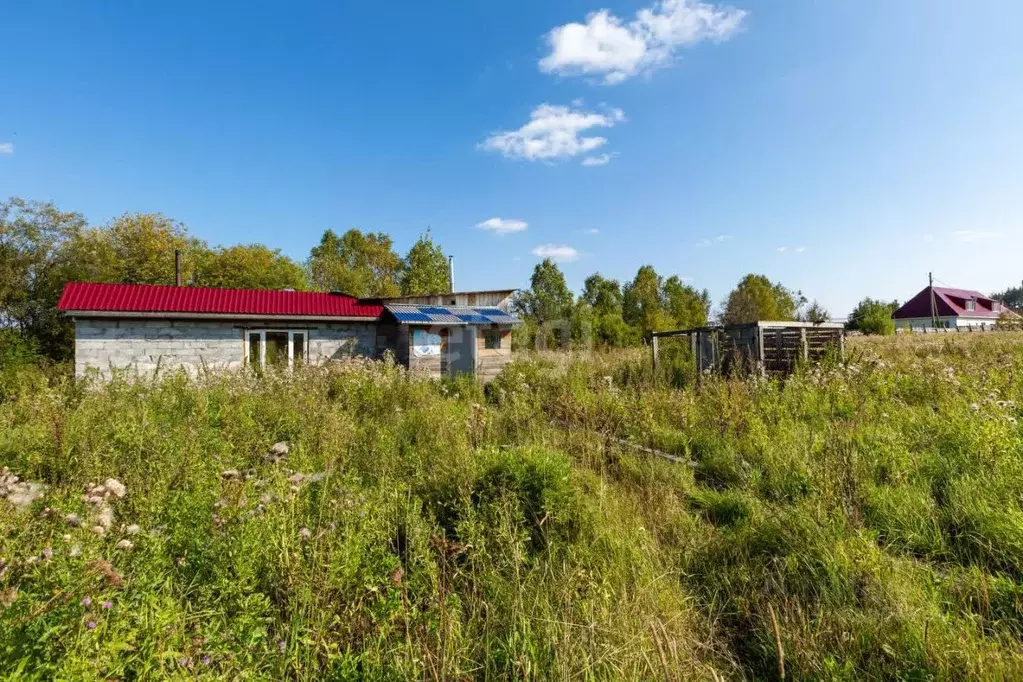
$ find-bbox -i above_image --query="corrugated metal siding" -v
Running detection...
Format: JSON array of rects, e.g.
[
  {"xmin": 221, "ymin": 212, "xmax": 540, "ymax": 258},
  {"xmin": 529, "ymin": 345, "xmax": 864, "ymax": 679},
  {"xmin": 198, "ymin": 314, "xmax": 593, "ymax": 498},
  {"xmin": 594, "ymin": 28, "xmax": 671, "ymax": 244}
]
[
  {"xmin": 58, "ymin": 282, "xmax": 383, "ymax": 318},
  {"xmin": 385, "ymin": 304, "xmax": 520, "ymax": 326}
]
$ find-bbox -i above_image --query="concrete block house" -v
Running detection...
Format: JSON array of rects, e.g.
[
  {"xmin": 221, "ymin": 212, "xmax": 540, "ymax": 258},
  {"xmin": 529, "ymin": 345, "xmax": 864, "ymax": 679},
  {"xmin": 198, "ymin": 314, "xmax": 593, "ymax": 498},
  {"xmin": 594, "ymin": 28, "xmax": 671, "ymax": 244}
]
[
  {"xmin": 58, "ymin": 282, "xmax": 519, "ymax": 380},
  {"xmin": 892, "ymin": 286, "xmax": 1019, "ymax": 330}
]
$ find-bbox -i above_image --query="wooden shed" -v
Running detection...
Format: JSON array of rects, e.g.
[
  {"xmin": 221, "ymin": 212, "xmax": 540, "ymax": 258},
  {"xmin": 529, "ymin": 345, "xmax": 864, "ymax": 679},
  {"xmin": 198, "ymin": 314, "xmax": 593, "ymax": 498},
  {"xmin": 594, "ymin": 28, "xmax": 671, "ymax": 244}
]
[
  {"xmin": 379, "ymin": 301, "xmax": 519, "ymax": 381},
  {"xmin": 651, "ymin": 321, "xmax": 845, "ymax": 376}
]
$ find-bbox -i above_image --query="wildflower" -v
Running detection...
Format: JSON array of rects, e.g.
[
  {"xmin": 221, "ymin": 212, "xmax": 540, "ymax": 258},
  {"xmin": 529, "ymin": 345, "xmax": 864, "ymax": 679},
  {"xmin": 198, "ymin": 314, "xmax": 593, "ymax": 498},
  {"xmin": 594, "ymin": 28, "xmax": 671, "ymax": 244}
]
[
  {"xmin": 201, "ymin": 655, "xmax": 212, "ymax": 666},
  {"xmin": 65, "ymin": 513, "xmax": 80, "ymax": 527},
  {"xmin": 81, "ymin": 597, "xmax": 92, "ymax": 607},
  {"xmin": 87, "ymin": 621, "xmax": 96, "ymax": 630},
  {"xmin": 96, "ymin": 506, "xmax": 114, "ymax": 529},
  {"xmin": 278, "ymin": 641, "xmax": 286, "ymax": 652},
  {"xmin": 62, "ymin": 534, "xmax": 72, "ymax": 543},
  {"xmin": 68, "ymin": 545, "xmax": 81, "ymax": 557},
  {"xmin": 104, "ymin": 478, "xmax": 127, "ymax": 498},
  {"xmin": 298, "ymin": 527, "xmax": 312, "ymax": 541},
  {"xmin": 115, "ymin": 539, "xmax": 134, "ymax": 550},
  {"xmin": 970, "ymin": 403, "xmax": 980, "ymax": 412},
  {"xmin": 102, "ymin": 600, "xmax": 112, "ymax": 610},
  {"xmin": 40, "ymin": 547, "xmax": 53, "ymax": 562},
  {"xmin": 0, "ymin": 588, "xmax": 17, "ymax": 607},
  {"xmin": 91, "ymin": 525, "xmax": 106, "ymax": 536},
  {"xmin": 124, "ymin": 524, "xmax": 140, "ymax": 536}
]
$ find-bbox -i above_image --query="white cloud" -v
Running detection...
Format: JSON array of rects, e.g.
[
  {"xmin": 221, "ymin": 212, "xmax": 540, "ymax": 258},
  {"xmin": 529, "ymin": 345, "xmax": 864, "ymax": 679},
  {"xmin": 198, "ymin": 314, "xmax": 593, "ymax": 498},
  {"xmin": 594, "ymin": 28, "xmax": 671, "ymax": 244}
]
[
  {"xmin": 539, "ymin": 0, "xmax": 747, "ymax": 84},
  {"xmin": 794, "ymin": 246, "xmax": 807, "ymax": 253},
  {"xmin": 953, "ymin": 229, "xmax": 1001, "ymax": 242},
  {"xmin": 583, "ymin": 228, "xmax": 600, "ymax": 234},
  {"xmin": 476, "ymin": 217, "xmax": 529, "ymax": 236},
  {"xmin": 777, "ymin": 245, "xmax": 808, "ymax": 254},
  {"xmin": 776, "ymin": 246, "xmax": 787, "ymax": 253},
  {"xmin": 581, "ymin": 153, "xmax": 612, "ymax": 166},
  {"xmin": 532, "ymin": 244, "xmax": 579, "ymax": 262},
  {"xmin": 0, "ymin": 143, "xmax": 13, "ymax": 155},
  {"xmin": 479, "ymin": 103, "xmax": 625, "ymax": 162},
  {"xmin": 696, "ymin": 234, "xmax": 730, "ymax": 247}
]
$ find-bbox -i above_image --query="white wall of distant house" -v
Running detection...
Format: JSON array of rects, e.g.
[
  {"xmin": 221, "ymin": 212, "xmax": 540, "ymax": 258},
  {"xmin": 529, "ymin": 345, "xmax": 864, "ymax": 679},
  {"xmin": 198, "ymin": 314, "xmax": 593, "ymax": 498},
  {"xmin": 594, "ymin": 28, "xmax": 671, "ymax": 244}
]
[{"xmin": 894, "ymin": 316, "xmax": 1000, "ymax": 330}]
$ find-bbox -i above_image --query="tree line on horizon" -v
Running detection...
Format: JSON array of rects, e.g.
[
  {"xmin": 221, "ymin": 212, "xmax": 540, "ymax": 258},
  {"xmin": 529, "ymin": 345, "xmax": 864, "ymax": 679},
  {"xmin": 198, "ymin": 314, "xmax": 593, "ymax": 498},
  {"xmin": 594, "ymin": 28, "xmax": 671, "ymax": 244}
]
[{"xmin": 5, "ymin": 196, "xmax": 1015, "ymax": 363}]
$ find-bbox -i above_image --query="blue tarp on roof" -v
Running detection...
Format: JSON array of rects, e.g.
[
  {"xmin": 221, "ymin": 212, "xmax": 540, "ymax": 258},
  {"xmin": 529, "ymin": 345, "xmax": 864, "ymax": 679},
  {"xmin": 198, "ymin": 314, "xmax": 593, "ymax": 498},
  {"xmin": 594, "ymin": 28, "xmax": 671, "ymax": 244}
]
[{"xmin": 384, "ymin": 304, "xmax": 520, "ymax": 326}]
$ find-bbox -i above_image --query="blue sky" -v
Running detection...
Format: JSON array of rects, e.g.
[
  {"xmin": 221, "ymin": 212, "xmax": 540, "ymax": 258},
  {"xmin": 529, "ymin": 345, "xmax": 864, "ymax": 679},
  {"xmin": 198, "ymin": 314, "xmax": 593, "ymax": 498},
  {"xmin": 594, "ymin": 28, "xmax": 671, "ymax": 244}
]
[{"xmin": 2, "ymin": 0, "xmax": 1021, "ymax": 316}]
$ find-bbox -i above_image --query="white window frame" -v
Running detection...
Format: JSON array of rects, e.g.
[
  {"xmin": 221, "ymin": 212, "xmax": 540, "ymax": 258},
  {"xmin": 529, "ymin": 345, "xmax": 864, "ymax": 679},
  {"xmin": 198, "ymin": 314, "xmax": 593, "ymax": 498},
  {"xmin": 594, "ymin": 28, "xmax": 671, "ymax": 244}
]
[
  {"xmin": 965, "ymin": 299, "xmax": 976, "ymax": 311},
  {"xmin": 246, "ymin": 329, "xmax": 308, "ymax": 369}
]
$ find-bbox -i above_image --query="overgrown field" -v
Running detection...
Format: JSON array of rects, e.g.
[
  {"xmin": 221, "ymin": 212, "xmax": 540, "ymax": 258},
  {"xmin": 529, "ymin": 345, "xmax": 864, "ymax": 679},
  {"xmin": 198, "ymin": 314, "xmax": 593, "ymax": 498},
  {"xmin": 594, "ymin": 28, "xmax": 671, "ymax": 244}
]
[{"xmin": 1, "ymin": 333, "xmax": 1022, "ymax": 680}]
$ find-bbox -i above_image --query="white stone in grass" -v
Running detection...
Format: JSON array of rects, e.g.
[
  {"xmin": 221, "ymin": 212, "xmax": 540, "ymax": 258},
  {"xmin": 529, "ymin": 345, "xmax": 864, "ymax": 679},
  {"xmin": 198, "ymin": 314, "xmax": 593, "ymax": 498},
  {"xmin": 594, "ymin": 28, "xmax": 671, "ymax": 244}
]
[
  {"xmin": 124, "ymin": 524, "xmax": 141, "ymax": 536},
  {"xmin": 115, "ymin": 539, "xmax": 134, "ymax": 550}
]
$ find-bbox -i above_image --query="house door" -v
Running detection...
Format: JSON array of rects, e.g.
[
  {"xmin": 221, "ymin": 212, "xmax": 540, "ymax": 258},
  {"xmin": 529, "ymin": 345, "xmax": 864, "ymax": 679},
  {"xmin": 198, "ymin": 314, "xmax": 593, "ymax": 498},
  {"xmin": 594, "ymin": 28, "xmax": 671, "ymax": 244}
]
[{"xmin": 446, "ymin": 326, "xmax": 476, "ymax": 377}]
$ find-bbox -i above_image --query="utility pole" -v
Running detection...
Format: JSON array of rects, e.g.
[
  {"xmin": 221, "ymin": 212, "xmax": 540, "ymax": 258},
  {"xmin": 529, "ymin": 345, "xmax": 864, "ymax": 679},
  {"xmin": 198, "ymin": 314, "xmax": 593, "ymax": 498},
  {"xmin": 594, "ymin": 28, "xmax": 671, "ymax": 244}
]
[{"xmin": 929, "ymin": 272, "xmax": 938, "ymax": 328}]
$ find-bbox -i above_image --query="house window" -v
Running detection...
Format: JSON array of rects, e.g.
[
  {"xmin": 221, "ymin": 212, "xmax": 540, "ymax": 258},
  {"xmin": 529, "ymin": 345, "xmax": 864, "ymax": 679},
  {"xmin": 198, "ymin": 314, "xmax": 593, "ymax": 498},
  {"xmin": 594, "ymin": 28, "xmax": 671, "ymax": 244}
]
[
  {"xmin": 992, "ymin": 302, "xmax": 1000, "ymax": 312},
  {"xmin": 246, "ymin": 330, "xmax": 307, "ymax": 369},
  {"xmin": 484, "ymin": 329, "xmax": 502, "ymax": 350},
  {"xmin": 966, "ymin": 299, "xmax": 976, "ymax": 311}
]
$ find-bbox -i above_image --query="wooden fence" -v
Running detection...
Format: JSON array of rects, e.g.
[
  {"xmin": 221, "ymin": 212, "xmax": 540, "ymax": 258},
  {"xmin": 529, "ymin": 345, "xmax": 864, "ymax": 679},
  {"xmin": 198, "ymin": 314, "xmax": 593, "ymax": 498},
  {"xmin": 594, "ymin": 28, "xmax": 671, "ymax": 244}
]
[{"xmin": 651, "ymin": 321, "xmax": 845, "ymax": 376}]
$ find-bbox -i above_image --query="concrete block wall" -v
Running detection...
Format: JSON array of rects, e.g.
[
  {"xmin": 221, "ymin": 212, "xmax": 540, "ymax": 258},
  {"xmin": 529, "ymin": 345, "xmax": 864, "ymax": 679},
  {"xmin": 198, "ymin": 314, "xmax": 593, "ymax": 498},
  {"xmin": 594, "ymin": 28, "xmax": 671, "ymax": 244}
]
[{"xmin": 74, "ymin": 318, "xmax": 382, "ymax": 378}]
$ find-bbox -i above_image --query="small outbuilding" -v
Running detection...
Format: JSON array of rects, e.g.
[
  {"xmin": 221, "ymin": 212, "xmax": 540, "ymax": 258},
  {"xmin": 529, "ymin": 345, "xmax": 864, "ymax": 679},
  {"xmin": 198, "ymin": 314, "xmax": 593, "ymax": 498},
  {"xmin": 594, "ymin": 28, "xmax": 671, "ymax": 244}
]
[
  {"xmin": 651, "ymin": 321, "xmax": 846, "ymax": 376},
  {"xmin": 58, "ymin": 282, "xmax": 520, "ymax": 380}
]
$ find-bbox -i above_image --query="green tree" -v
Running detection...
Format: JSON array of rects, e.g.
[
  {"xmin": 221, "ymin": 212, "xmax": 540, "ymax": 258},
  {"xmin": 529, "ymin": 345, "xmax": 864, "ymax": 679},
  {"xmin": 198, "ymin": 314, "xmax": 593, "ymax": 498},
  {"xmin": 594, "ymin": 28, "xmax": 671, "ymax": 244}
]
[
  {"xmin": 308, "ymin": 229, "xmax": 402, "ymax": 297},
  {"xmin": 582, "ymin": 273, "xmax": 623, "ymax": 313},
  {"xmin": 662, "ymin": 276, "xmax": 711, "ymax": 329},
  {"xmin": 623, "ymin": 265, "xmax": 673, "ymax": 336},
  {"xmin": 60, "ymin": 213, "xmax": 207, "ymax": 285},
  {"xmin": 400, "ymin": 230, "xmax": 449, "ymax": 295},
  {"xmin": 514, "ymin": 258, "xmax": 573, "ymax": 348},
  {"xmin": 194, "ymin": 244, "xmax": 309, "ymax": 290},
  {"xmin": 0, "ymin": 197, "xmax": 86, "ymax": 358},
  {"xmin": 580, "ymin": 273, "xmax": 637, "ymax": 347},
  {"xmin": 801, "ymin": 300, "xmax": 831, "ymax": 324},
  {"xmin": 847, "ymin": 298, "xmax": 898, "ymax": 335},
  {"xmin": 721, "ymin": 274, "xmax": 800, "ymax": 324},
  {"xmin": 992, "ymin": 285, "xmax": 1022, "ymax": 307}
]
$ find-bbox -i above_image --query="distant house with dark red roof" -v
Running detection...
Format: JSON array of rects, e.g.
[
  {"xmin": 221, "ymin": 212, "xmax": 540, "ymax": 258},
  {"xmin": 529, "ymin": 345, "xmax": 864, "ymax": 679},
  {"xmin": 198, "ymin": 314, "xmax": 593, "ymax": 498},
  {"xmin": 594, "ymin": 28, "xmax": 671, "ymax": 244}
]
[
  {"xmin": 891, "ymin": 286, "xmax": 1019, "ymax": 330},
  {"xmin": 58, "ymin": 282, "xmax": 518, "ymax": 380}
]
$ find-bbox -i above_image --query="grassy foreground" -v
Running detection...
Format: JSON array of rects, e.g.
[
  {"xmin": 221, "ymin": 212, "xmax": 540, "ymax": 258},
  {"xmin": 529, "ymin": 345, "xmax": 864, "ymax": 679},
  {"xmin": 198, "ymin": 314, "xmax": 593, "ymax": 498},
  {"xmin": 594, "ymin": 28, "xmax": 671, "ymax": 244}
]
[{"xmin": 1, "ymin": 334, "xmax": 1022, "ymax": 680}]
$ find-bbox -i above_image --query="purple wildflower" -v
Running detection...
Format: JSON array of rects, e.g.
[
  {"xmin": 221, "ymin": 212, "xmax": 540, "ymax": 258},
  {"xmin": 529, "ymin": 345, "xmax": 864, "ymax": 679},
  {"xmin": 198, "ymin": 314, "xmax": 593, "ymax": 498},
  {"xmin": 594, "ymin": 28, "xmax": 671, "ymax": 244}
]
[
  {"xmin": 201, "ymin": 655, "xmax": 211, "ymax": 666},
  {"xmin": 102, "ymin": 600, "xmax": 112, "ymax": 610},
  {"xmin": 87, "ymin": 621, "xmax": 96, "ymax": 630},
  {"xmin": 81, "ymin": 597, "xmax": 92, "ymax": 607},
  {"xmin": 278, "ymin": 640, "xmax": 286, "ymax": 652}
]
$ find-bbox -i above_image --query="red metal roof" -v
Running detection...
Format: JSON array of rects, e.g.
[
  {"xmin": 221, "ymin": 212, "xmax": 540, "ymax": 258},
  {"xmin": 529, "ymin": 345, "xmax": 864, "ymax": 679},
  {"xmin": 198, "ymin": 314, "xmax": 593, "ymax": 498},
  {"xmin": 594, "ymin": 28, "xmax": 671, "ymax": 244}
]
[
  {"xmin": 893, "ymin": 286, "xmax": 1004, "ymax": 320},
  {"xmin": 58, "ymin": 282, "xmax": 383, "ymax": 318}
]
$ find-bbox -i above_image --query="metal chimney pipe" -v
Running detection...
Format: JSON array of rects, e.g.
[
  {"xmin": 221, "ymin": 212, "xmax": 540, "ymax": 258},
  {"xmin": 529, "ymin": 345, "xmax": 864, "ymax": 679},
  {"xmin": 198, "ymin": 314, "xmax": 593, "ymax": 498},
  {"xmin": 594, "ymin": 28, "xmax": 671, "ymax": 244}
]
[
  {"xmin": 448, "ymin": 255, "xmax": 454, "ymax": 293},
  {"xmin": 175, "ymin": 249, "xmax": 183, "ymax": 287}
]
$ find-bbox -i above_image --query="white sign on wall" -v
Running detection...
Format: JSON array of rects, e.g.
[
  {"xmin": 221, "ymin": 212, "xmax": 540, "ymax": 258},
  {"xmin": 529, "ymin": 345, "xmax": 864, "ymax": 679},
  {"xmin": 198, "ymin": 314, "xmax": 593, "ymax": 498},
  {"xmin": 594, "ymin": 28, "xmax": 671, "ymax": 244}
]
[{"xmin": 412, "ymin": 329, "xmax": 442, "ymax": 357}]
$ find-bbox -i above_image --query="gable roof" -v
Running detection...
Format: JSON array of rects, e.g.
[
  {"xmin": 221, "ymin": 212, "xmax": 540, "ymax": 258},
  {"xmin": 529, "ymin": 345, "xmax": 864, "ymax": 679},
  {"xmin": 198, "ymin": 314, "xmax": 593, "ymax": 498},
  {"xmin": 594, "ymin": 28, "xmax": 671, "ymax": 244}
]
[
  {"xmin": 384, "ymin": 304, "xmax": 520, "ymax": 326},
  {"xmin": 892, "ymin": 286, "xmax": 1004, "ymax": 320},
  {"xmin": 58, "ymin": 282, "xmax": 383, "ymax": 319}
]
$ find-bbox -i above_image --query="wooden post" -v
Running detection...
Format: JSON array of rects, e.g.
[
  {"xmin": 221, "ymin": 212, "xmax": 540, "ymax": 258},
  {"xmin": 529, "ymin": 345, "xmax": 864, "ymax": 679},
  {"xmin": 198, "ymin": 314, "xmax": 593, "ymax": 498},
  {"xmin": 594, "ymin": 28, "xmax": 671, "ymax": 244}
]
[
  {"xmin": 800, "ymin": 328, "xmax": 808, "ymax": 362},
  {"xmin": 838, "ymin": 329, "xmax": 845, "ymax": 361},
  {"xmin": 757, "ymin": 325, "xmax": 766, "ymax": 377},
  {"xmin": 651, "ymin": 334, "xmax": 659, "ymax": 370}
]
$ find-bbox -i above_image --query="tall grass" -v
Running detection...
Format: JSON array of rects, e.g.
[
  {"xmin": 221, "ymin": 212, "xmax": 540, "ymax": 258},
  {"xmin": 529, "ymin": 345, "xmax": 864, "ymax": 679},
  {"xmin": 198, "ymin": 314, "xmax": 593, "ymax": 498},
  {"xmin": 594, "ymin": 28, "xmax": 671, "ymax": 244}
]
[{"xmin": 1, "ymin": 333, "xmax": 1022, "ymax": 679}]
